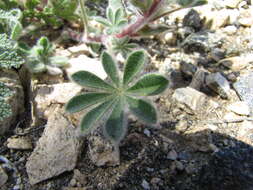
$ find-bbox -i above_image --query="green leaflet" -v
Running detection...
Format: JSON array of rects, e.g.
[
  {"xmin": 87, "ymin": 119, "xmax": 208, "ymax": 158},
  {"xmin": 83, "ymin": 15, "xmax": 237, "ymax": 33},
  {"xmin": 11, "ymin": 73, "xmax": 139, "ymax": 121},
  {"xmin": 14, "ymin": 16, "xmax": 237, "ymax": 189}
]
[
  {"xmin": 104, "ymin": 97, "xmax": 126, "ymax": 143},
  {"xmin": 123, "ymin": 50, "xmax": 146, "ymax": 86},
  {"xmin": 71, "ymin": 71, "xmax": 115, "ymax": 91},
  {"xmin": 66, "ymin": 92, "xmax": 113, "ymax": 113},
  {"xmin": 80, "ymin": 99, "xmax": 115, "ymax": 133},
  {"xmin": 127, "ymin": 74, "xmax": 168, "ymax": 96},
  {"xmin": 126, "ymin": 96, "xmax": 157, "ymax": 124},
  {"xmin": 101, "ymin": 51, "xmax": 120, "ymax": 87}
]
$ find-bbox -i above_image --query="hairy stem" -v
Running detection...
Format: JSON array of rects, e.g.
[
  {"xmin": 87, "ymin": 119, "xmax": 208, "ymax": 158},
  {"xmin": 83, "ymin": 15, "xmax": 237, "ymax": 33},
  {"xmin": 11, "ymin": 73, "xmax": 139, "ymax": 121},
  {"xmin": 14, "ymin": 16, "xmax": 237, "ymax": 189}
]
[
  {"xmin": 115, "ymin": 0, "xmax": 165, "ymax": 38},
  {"xmin": 77, "ymin": 0, "xmax": 89, "ymax": 37}
]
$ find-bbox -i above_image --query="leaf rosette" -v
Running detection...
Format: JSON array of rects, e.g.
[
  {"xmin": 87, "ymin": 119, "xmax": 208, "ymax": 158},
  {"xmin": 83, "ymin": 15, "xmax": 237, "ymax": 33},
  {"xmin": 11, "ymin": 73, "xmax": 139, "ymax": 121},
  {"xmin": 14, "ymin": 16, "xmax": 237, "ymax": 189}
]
[{"xmin": 66, "ymin": 50, "xmax": 168, "ymax": 144}]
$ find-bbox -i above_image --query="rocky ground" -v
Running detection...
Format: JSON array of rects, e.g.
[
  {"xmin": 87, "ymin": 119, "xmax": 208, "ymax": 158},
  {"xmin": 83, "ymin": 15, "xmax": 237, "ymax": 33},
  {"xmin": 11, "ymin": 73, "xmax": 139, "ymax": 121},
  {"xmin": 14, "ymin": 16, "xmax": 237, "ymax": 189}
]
[{"xmin": 1, "ymin": 0, "xmax": 253, "ymax": 190}]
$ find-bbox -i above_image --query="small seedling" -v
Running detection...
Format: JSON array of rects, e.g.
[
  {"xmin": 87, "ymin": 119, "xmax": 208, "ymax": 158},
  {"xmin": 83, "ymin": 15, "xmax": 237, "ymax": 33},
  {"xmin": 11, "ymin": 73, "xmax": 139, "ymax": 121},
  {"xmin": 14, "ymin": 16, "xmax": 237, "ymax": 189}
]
[
  {"xmin": 23, "ymin": 36, "xmax": 68, "ymax": 75},
  {"xmin": 66, "ymin": 50, "xmax": 168, "ymax": 144}
]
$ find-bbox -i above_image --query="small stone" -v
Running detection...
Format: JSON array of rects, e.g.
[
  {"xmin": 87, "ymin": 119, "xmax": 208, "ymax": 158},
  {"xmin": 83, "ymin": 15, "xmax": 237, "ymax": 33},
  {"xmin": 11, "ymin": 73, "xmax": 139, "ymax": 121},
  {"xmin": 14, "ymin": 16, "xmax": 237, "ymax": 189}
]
[
  {"xmin": 68, "ymin": 44, "xmax": 90, "ymax": 55},
  {"xmin": 223, "ymin": 25, "xmax": 237, "ymax": 35},
  {"xmin": 141, "ymin": 179, "xmax": 150, "ymax": 190},
  {"xmin": 183, "ymin": 9, "xmax": 202, "ymax": 30},
  {"xmin": 0, "ymin": 166, "xmax": 8, "ymax": 186},
  {"xmin": 227, "ymin": 101, "xmax": 250, "ymax": 116},
  {"xmin": 209, "ymin": 144, "xmax": 219, "ymax": 152},
  {"xmin": 163, "ymin": 32, "xmax": 177, "ymax": 45},
  {"xmin": 175, "ymin": 160, "xmax": 184, "ymax": 171},
  {"xmin": 167, "ymin": 149, "xmax": 178, "ymax": 160},
  {"xmin": 209, "ymin": 48, "xmax": 226, "ymax": 62},
  {"xmin": 205, "ymin": 72, "xmax": 231, "ymax": 99},
  {"xmin": 143, "ymin": 129, "xmax": 151, "ymax": 137},
  {"xmin": 179, "ymin": 61, "xmax": 197, "ymax": 78},
  {"xmin": 7, "ymin": 137, "xmax": 33, "ymax": 150},
  {"xmin": 172, "ymin": 87, "xmax": 207, "ymax": 114},
  {"xmin": 70, "ymin": 178, "xmax": 77, "ymax": 187},
  {"xmin": 189, "ymin": 69, "xmax": 207, "ymax": 90},
  {"xmin": 150, "ymin": 177, "xmax": 161, "ymax": 185},
  {"xmin": 238, "ymin": 18, "xmax": 253, "ymax": 27},
  {"xmin": 182, "ymin": 31, "xmax": 223, "ymax": 53},
  {"xmin": 219, "ymin": 55, "xmax": 253, "ymax": 71}
]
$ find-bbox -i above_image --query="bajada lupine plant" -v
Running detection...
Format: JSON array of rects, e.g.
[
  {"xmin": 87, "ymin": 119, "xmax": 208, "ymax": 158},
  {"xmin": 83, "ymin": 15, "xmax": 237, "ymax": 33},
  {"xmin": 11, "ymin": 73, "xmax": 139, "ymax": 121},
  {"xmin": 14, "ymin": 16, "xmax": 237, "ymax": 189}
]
[
  {"xmin": 23, "ymin": 36, "xmax": 68, "ymax": 75},
  {"xmin": 66, "ymin": 50, "xmax": 168, "ymax": 144}
]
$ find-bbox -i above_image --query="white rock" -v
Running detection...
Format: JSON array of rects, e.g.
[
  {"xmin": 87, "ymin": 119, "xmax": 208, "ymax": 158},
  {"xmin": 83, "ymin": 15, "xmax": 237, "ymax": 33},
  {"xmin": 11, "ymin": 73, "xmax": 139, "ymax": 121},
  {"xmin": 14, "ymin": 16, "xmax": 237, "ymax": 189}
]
[
  {"xmin": 223, "ymin": 25, "xmax": 237, "ymax": 35},
  {"xmin": 172, "ymin": 87, "xmax": 207, "ymax": 114},
  {"xmin": 219, "ymin": 54, "xmax": 253, "ymax": 71},
  {"xmin": 26, "ymin": 106, "xmax": 82, "ymax": 185},
  {"xmin": 34, "ymin": 83, "xmax": 82, "ymax": 120},
  {"xmin": 7, "ymin": 137, "xmax": 33, "ymax": 150},
  {"xmin": 67, "ymin": 55, "xmax": 107, "ymax": 80},
  {"xmin": 227, "ymin": 101, "xmax": 250, "ymax": 116},
  {"xmin": 68, "ymin": 43, "xmax": 90, "ymax": 55}
]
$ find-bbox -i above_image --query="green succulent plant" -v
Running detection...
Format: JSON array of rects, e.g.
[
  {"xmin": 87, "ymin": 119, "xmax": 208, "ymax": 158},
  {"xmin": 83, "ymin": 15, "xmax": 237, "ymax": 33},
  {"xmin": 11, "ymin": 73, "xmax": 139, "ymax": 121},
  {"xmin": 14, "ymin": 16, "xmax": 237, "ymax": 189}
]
[
  {"xmin": 23, "ymin": 36, "xmax": 68, "ymax": 75},
  {"xmin": 66, "ymin": 50, "xmax": 168, "ymax": 144}
]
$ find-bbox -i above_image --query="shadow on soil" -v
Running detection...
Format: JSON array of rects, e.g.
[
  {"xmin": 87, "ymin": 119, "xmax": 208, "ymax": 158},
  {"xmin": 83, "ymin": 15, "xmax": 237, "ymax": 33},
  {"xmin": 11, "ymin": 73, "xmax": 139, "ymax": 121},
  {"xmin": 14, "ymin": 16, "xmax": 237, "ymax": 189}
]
[{"xmin": 76, "ymin": 127, "xmax": 253, "ymax": 190}]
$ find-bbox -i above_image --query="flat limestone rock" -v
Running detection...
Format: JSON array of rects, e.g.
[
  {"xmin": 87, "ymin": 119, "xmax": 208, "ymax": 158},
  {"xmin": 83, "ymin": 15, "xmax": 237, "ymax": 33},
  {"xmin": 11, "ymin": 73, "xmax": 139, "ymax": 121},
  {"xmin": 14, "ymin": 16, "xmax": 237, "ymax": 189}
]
[
  {"xmin": 233, "ymin": 73, "xmax": 253, "ymax": 115},
  {"xmin": 7, "ymin": 136, "xmax": 33, "ymax": 150},
  {"xmin": 33, "ymin": 83, "xmax": 82, "ymax": 121},
  {"xmin": 172, "ymin": 87, "xmax": 207, "ymax": 114},
  {"xmin": 26, "ymin": 106, "xmax": 82, "ymax": 185}
]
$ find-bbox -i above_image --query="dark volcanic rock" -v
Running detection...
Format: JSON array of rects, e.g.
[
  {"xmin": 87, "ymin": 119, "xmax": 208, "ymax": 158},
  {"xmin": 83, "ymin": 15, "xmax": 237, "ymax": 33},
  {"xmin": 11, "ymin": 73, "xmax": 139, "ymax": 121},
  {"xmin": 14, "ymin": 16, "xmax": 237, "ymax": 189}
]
[{"xmin": 183, "ymin": 9, "xmax": 202, "ymax": 31}]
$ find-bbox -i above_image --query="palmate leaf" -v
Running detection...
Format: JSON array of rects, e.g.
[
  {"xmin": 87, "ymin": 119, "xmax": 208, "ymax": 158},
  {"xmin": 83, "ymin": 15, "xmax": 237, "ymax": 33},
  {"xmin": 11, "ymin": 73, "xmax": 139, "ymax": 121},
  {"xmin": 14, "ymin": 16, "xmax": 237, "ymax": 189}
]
[
  {"xmin": 104, "ymin": 97, "xmax": 126, "ymax": 143},
  {"xmin": 102, "ymin": 51, "xmax": 120, "ymax": 87},
  {"xmin": 66, "ymin": 50, "xmax": 168, "ymax": 145},
  {"xmin": 94, "ymin": 16, "xmax": 111, "ymax": 27},
  {"xmin": 66, "ymin": 92, "xmax": 113, "ymax": 113},
  {"xmin": 127, "ymin": 74, "xmax": 168, "ymax": 96},
  {"xmin": 71, "ymin": 71, "xmax": 115, "ymax": 91},
  {"xmin": 123, "ymin": 50, "xmax": 146, "ymax": 86},
  {"xmin": 126, "ymin": 96, "xmax": 157, "ymax": 124},
  {"xmin": 80, "ymin": 99, "xmax": 115, "ymax": 133}
]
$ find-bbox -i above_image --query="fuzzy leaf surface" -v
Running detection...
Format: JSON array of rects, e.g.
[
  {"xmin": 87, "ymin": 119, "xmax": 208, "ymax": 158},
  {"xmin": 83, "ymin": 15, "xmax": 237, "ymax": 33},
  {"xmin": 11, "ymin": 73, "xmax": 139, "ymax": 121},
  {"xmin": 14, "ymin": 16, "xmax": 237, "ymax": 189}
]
[
  {"xmin": 102, "ymin": 51, "xmax": 120, "ymax": 87},
  {"xmin": 80, "ymin": 99, "xmax": 115, "ymax": 133},
  {"xmin": 104, "ymin": 98, "xmax": 126, "ymax": 144},
  {"xmin": 71, "ymin": 71, "xmax": 115, "ymax": 91},
  {"xmin": 126, "ymin": 96, "xmax": 157, "ymax": 124},
  {"xmin": 66, "ymin": 92, "xmax": 113, "ymax": 113},
  {"xmin": 123, "ymin": 50, "xmax": 145, "ymax": 86},
  {"xmin": 127, "ymin": 74, "xmax": 168, "ymax": 96}
]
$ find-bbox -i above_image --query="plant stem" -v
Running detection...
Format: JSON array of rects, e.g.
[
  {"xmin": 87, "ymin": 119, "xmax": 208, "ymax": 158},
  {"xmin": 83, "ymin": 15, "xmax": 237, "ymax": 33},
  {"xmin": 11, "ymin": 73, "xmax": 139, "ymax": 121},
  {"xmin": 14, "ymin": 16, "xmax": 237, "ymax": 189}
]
[
  {"xmin": 115, "ymin": 0, "xmax": 164, "ymax": 38},
  {"xmin": 77, "ymin": 0, "xmax": 89, "ymax": 37}
]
